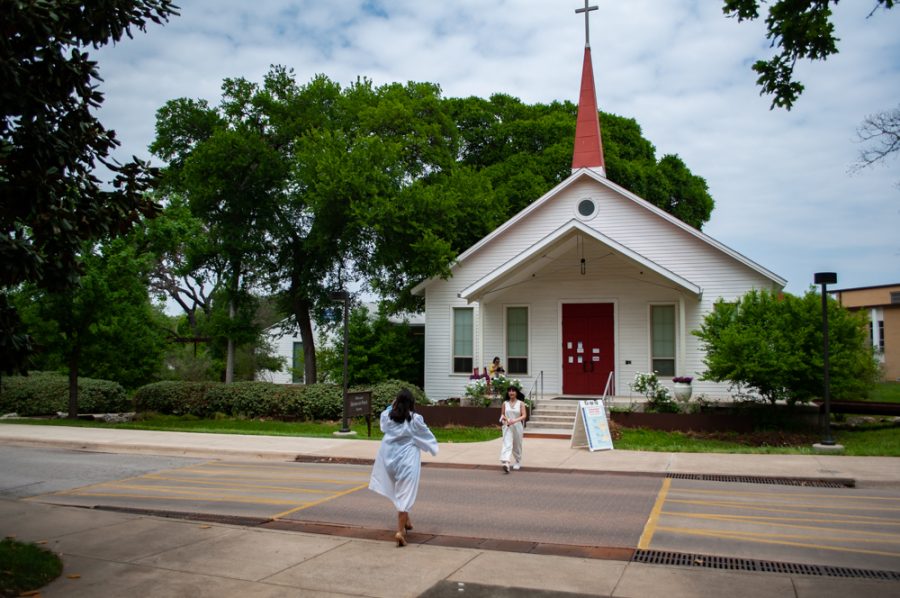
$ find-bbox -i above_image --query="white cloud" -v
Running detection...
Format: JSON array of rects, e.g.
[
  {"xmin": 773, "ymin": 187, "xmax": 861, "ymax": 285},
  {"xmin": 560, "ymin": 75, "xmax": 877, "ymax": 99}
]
[{"xmin": 92, "ymin": 0, "xmax": 899, "ymax": 294}]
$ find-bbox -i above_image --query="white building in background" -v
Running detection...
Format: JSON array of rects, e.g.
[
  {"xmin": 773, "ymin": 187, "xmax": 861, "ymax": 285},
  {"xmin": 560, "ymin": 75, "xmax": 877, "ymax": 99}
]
[{"xmin": 411, "ymin": 16, "xmax": 785, "ymax": 402}]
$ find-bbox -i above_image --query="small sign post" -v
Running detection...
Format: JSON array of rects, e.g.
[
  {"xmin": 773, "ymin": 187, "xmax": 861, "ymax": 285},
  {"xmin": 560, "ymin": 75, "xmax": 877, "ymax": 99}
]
[{"xmin": 346, "ymin": 391, "xmax": 372, "ymax": 437}]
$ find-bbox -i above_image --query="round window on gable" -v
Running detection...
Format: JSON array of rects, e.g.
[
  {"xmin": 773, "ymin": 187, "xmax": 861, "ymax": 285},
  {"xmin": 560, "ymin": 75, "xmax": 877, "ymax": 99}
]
[{"xmin": 576, "ymin": 198, "xmax": 597, "ymax": 220}]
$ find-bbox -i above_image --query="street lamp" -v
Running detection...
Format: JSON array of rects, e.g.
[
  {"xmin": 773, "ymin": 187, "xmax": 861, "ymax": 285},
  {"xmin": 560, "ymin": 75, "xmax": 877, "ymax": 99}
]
[
  {"xmin": 329, "ymin": 290, "xmax": 352, "ymax": 435},
  {"xmin": 814, "ymin": 272, "xmax": 837, "ymax": 446}
]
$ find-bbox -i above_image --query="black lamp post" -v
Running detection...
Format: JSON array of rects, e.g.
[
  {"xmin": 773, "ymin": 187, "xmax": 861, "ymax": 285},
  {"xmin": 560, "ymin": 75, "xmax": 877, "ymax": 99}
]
[
  {"xmin": 814, "ymin": 272, "xmax": 837, "ymax": 446},
  {"xmin": 329, "ymin": 290, "xmax": 351, "ymax": 434}
]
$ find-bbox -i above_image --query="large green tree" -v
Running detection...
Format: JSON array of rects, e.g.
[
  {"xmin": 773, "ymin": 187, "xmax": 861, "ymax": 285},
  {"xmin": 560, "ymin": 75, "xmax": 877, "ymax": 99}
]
[
  {"xmin": 694, "ymin": 288, "xmax": 879, "ymax": 405},
  {"xmin": 151, "ymin": 84, "xmax": 282, "ymax": 382},
  {"xmin": 15, "ymin": 239, "xmax": 169, "ymax": 415},
  {"xmin": 152, "ymin": 68, "xmax": 504, "ymax": 384},
  {"xmin": 138, "ymin": 195, "xmax": 221, "ymax": 340},
  {"xmin": 447, "ymin": 95, "xmax": 715, "ymax": 229},
  {"xmin": 0, "ymin": 0, "xmax": 178, "ymax": 375},
  {"xmin": 723, "ymin": 0, "xmax": 895, "ymax": 109}
]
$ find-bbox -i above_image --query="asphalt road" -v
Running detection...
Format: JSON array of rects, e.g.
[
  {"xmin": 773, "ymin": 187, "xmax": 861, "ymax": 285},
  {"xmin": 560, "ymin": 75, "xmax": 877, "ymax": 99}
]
[
  {"xmin": 5, "ymin": 446, "xmax": 900, "ymax": 574},
  {"xmin": 0, "ymin": 445, "xmax": 203, "ymax": 498}
]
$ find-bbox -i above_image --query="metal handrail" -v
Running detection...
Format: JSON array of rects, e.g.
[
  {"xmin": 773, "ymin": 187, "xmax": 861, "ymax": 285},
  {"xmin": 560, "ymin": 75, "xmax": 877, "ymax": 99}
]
[
  {"xmin": 602, "ymin": 370, "xmax": 615, "ymax": 400},
  {"xmin": 601, "ymin": 371, "xmax": 615, "ymax": 420},
  {"xmin": 527, "ymin": 370, "xmax": 543, "ymax": 405}
]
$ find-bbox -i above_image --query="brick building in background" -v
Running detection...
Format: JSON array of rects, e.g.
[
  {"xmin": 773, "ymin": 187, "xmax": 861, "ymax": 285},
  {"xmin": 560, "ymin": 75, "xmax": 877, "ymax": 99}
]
[{"xmin": 833, "ymin": 283, "xmax": 900, "ymax": 382}]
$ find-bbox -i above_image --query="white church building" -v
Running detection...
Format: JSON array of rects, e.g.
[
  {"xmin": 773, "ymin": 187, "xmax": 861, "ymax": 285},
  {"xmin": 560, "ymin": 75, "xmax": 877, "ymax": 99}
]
[{"xmin": 412, "ymin": 9, "xmax": 785, "ymax": 402}]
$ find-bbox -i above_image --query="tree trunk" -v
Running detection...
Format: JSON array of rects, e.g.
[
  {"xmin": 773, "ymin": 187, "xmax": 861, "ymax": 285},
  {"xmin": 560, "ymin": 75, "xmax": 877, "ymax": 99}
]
[
  {"xmin": 67, "ymin": 350, "xmax": 79, "ymax": 419},
  {"xmin": 293, "ymin": 298, "xmax": 317, "ymax": 384},
  {"xmin": 225, "ymin": 299, "xmax": 235, "ymax": 383}
]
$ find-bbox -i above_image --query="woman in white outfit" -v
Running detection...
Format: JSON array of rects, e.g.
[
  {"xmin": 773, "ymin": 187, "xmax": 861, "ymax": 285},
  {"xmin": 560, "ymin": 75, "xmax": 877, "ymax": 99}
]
[
  {"xmin": 499, "ymin": 385, "xmax": 527, "ymax": 473},
  {"xmin": 369, "ymin": 388, "xmax": 439, "ymax": 546}
]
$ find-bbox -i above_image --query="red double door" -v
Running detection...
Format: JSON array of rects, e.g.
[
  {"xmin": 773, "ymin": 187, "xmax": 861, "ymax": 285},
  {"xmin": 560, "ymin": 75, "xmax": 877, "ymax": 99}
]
[{"xmin": 562, "ymin": 303, "xmax": 615, "ymax": 395}]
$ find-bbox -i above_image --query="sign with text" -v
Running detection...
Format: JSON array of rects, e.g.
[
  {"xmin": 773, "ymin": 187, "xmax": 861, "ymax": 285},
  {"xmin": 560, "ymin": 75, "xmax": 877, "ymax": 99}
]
[
  {"xmin": 570, "ymin": 400, "xmax": 613, "ymax": 451},
  {"xmin": 346, "ymin": 391, "xmax": 372, "ymax": 417}
]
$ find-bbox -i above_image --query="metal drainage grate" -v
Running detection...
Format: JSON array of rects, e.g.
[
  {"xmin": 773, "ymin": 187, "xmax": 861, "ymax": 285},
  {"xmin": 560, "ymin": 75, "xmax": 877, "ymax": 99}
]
[
  {"xmin": 665, "ymin": 473, "xmax": 852, "ymax": 488},
  {"xmin": 633, "ymin": 549, "xmax": 900, "ymax": 581}
]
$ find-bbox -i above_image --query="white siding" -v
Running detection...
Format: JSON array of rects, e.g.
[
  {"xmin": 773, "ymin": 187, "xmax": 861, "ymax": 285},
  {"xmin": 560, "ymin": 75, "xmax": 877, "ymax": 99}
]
[
  {"xmin": 257, "ymin": 322, "xmax": 302, "ymax": 384},
  {"xmin": 422, "ymin": 174, "xmax": 781, "ymax": 401}
]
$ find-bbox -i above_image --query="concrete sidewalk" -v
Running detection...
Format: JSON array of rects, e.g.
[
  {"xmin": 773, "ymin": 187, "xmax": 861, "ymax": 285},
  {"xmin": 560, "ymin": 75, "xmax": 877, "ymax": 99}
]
[
  {"xmin": 2, "ymin": 424, "xmax": 899, "ymax": 597},
  {"xmin": 2, "ymin": 423, "xmax": 898, "ymax": 485}
]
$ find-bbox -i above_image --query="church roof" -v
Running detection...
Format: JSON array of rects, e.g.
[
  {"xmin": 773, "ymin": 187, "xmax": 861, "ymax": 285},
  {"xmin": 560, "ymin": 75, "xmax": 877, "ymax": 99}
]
[{"xmin": 410, "ymin": 169, "xmax": 786, "ymax": 295}]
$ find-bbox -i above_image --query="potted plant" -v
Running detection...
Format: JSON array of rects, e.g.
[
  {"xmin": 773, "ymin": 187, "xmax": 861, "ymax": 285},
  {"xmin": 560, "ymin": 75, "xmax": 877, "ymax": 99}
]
[{"xmin": 672, "ymin": 376, "xmax": 693, "ymax": 403}]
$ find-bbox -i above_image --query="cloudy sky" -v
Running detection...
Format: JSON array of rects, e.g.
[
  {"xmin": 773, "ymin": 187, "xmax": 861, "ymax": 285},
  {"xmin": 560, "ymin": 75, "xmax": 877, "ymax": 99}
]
[{"xmin": 93, "ymin": 0, "xmax": 899, "ymax": 295}]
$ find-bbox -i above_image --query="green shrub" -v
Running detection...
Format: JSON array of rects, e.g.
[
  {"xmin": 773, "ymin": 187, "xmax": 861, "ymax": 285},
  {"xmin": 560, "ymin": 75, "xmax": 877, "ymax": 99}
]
[
  {"xmin": 206, "ymin": 382, "xmax": 305, "ymax": 419},
  {"xmin": 631, "ymin": 371, "xmax": 680, "ymax": 413},
  {"xmin": 133, "ymin": 381, "xmax": 219, "ymax": 417},
  {"xmin": 366, "ymin": 379, "xmax": 429, "ymax": 415},
  {"xmin": 695, "ymin": 288, "xmax": 879, "ymax": 404},
  {"xmin": 300, "ymin": 383, "xmax": 343, "ymax": 420},
  {"xmin": 126, "ymin": 379, "xmax": 426, "ymax": 422},
  {"xmin": 0, "ymin": 372, "xmax": 129, "ymax": 416}
]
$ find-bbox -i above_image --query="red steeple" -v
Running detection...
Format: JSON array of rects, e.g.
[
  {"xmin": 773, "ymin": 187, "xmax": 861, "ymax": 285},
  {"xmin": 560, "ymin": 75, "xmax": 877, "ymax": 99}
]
[
  {"xmin": 571, "ymin": 45, "xmax": 605, "ymax": 174},
  {"xmin": 571, "ymin": 2, "xmax": 605, "ymax": 175}
]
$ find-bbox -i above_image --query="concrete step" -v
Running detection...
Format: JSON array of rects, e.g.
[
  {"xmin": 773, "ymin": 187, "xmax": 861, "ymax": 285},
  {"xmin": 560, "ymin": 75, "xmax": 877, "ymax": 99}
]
[
  {"xmin": 530, "ymin": 406, "xmax": 575, "ymax": 413},
  {"xmin": 529, "ymin": 417, "xmax": 576, "ymax": 426},
  {"xmin": 532, "ymin": 406, "xmax": 577, "ymax": 414},
  {"xmin": 528, "ymin": 415, "xmax": 576, "ymax": 425},
  {"xmin": 527, "ymin": 397, "xmax": 632, "ymax": 438}
]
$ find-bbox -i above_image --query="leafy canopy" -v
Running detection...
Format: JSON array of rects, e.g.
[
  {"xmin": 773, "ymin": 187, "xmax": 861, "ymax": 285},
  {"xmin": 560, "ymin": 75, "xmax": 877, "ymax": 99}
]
[
  {"xmin": 0, "ymin": 0, "xmax": 178, "ymax": 375},
  {"xmin": 723, "ymin": 0, "xmax": 895, "ymax": 109},
  {"xmin": 448, "ymin": 95, "xmax": 714, "ymax": 229},
  {"xmin": 694, "ymin": 288, "xmax": 879, "ymax": 404},
  {"xmin": 14, "ymin": 238, "xmax": 170, "ymax": 393},
  {"xmin": 317, "ymin": 306, "xmax": 422, "ymax": 387}
]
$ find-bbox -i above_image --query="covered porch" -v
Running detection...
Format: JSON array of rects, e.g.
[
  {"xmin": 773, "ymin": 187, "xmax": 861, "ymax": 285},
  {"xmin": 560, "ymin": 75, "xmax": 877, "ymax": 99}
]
[{"xmin": 459, "ymin": 220, "xmax": 703, "ymax": 400}]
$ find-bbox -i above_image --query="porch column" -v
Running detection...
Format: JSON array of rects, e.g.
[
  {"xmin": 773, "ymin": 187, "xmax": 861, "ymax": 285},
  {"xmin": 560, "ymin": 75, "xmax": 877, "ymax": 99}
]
[
  {"xmin": 476, "ymin": 301, "xmax": 484, "ymax": 375},
  {"xmin": 679, "ymin": 296, "xmax": 687, "ymax": 374}
]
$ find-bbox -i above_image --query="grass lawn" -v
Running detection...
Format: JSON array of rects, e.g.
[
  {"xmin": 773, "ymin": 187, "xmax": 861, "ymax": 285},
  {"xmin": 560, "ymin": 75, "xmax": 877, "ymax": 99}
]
[
  {"xmin": 0, "ymin": 414, "xmax": 499, "ymax": 443},
  {"xmin": 613, "ymin": 424, "xmax": 900, "ymax": 456},
  {"xmin": 3, "ymin": 414, "xmax": 898, "ymax": 455},
  {"xmin": 0, "ymin": 538, "xmax": 62, "ymax": 597},
  {"xmin": 866, "ymin": 381, "xmax": 900, "ymax": 403}
]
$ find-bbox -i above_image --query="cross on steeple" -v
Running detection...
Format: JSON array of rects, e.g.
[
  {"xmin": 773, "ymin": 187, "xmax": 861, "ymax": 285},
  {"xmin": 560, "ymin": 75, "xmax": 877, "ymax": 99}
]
[{"xmin": 575, "ymin": 1, "xmax": 598, "ymax": 47}]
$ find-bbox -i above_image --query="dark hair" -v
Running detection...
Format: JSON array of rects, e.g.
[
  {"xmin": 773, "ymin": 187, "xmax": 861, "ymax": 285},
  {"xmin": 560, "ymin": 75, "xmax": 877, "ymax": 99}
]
[
  {"xmin": 507, "ymin": 386, "xmax": 525, "ymax": 401},
  {"xmin": 492, "ymin": 356, "xmax": 500, "ymax": 363},
  {"xmin": 389, "ymin": 388, "xmax": 416, "ymax": 423}
]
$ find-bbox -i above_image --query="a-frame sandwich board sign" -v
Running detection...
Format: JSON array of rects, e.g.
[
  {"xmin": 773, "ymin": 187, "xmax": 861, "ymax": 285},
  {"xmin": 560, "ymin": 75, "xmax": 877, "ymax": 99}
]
[{"xmin": 570, "ymin": 399, "xmax": 614, "ymax": 451}]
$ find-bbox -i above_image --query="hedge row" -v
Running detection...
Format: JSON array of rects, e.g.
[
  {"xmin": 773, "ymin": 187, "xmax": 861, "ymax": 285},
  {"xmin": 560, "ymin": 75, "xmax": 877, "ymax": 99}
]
[
  {"xmin": 0, "ymin": 372, "xmax": 129, "ymax": 416},
  {"xmin": 0, "ymin": 373, "xmax": 427, "ymax": 421},
  {"xmin": 133, "ymin": 378, "xmax": 428, "ymax": 420}
]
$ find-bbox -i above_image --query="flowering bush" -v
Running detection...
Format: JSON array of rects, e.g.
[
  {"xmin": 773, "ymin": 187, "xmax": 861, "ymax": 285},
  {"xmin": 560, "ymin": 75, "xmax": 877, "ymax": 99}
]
[
  {"xmin": 631, "ymin": 371, "xmax": 679, "ymax": 413},
  {"xmin": 673, "ymin": 376, "xmax": 693, "ymax": 384},
  {"xmin": 464, "ymin": 378, "xmax": 491, "ymax": 407},
  {"xmin": 491, "ymin": 374, "xmax": 521, "ymax": 398}
]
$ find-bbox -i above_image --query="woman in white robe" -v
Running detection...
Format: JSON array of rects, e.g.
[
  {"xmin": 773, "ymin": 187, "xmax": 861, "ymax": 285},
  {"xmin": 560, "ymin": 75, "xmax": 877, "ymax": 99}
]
[{"xmin": 368, "ymin": 388, "xmax": 438, "ymax": 546}]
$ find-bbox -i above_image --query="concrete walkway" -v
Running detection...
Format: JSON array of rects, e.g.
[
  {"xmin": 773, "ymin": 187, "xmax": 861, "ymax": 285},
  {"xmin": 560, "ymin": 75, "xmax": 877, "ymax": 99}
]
[{"xmin": 1, "ymin": 423, "xmax": 899, "ymax": 597}]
